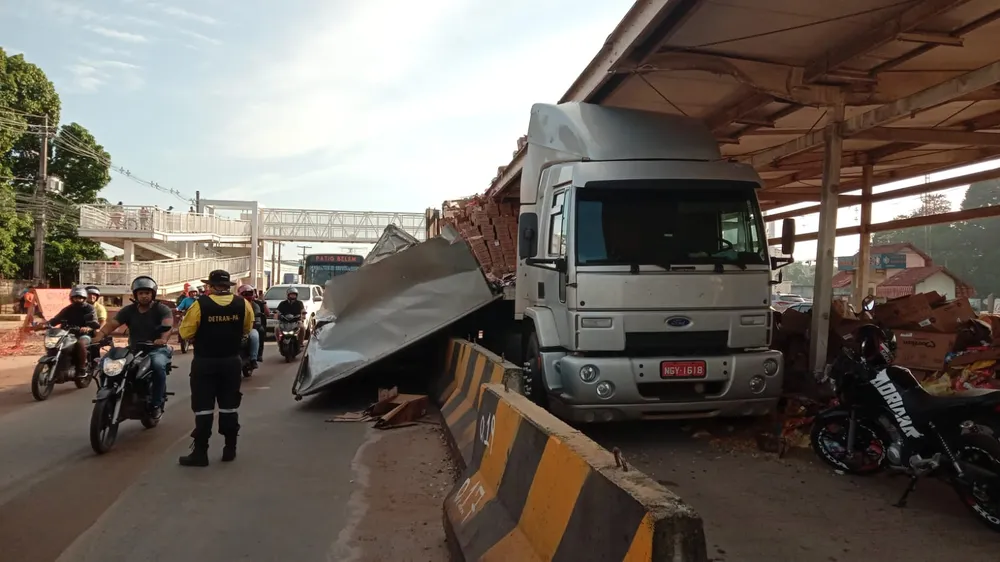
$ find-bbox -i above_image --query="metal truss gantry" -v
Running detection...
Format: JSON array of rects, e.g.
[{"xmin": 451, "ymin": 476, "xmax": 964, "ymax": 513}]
[{"xmin": 258, "ymin": 208, "xmax": 426, "ymax": 243}]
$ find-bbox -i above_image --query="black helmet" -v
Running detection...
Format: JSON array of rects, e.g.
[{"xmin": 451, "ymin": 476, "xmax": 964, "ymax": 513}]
[
  {"xmin": 69, "ymin": 286, "xmax": 88, "ymax": 300},
  {"xmin": 130, "ymin": 276, "xmax": 158, "ymax": 297},
  {"xmin": 85, "ymin": 285, "xmax": 101, "ymax": 297},
  {"xmin": 858, "ymin": 324, "xmax": 895, "ymax": 368}
]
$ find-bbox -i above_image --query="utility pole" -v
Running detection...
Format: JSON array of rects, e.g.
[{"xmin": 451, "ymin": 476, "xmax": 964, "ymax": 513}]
[
  {"xmin": 32, "ymin": 115, "xmax": 49, "ymax": 284},
  {"xmin": 298, "ymin": 245, "xmax": 311, "ymax": 261}
]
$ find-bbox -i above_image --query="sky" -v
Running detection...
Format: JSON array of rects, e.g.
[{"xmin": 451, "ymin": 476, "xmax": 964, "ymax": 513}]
[
  {"xmin": 1, "ymin": 0, "xmax": 636, "ymax": 255},
  {"xmin": 1, "ymin": 0, "xmax": 994, "ymax": 261}
]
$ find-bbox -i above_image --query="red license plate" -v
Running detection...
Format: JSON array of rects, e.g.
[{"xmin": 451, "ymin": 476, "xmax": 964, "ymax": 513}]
[{"xmin": 660, "ymin": 361, "xmax": 707, "ymax": 379}]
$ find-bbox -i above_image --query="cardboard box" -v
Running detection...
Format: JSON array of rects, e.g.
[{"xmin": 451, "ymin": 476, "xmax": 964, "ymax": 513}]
[
  {"xmin": 894, "ymin": 330, "xmax": 957, "ymax": 372},
  {"xmin": 872, "ymin": 292, "xmax": 940, "ymax": 329},
  {"xmin": 922, "ymin": 298, "xmax": 977, "ymax": 333},
  {"xmin": 779, "ymin": 308, "xmax": 811, "ymax": 335}
]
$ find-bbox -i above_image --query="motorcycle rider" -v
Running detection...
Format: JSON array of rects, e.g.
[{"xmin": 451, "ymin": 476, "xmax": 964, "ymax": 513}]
[
  {"xmin": 177, "ymin": 270, "xmax": 255, "ymax": 466},
  {"xmin": 47, "ymin": 286, "xmax": 100, "ymax": 379},
  {"xmin": 275, "ymin": 287, "xmax": 306, "ymax": 343},
  {"xmin": 253, "ymin": 289, "xmax": 269, "ymax": 361},
  {"xmin": 93, "ymin": 276, "xmax": 173, "ymax": 416},
  {"xmin": 84, "ymin": 286, "xmax": 109, "ymax": 367},
  {"xmin": 177, "ymin": 288, "xmax": 198, "ymax": 313},
  {"xmin": 237, "ymin": 284, "xmax": 261, "ymax": 369}
]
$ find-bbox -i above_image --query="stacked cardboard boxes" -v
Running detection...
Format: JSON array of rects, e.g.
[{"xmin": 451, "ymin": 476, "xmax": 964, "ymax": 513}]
[
  {"xmin": 440, "ymin": 195, "xmax": 519, "ymax": 283},
  {"xmin": 773, "ymin": 292, "xmax": 986, "ymax": 376}
]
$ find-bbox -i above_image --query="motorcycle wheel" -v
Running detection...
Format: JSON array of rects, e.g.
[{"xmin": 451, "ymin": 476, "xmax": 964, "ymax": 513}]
[
  {"xmin": 180, "ymin": 339, "xmax": 188, "ymax": 354},
  {"xmin": 810, "ymin": 413, "xmax": 888, "ymax": 475},
  {"xmin": 30, "ymin": 363, "xmax": 55, "ymax": 401},
  {"xmin": 140, "ymin": 410, "xmax": 161, "ymax": 429},
  {"xmin": 89, "ymin": 398, "xmax": 119, "ymax": 454},
  {"xmin": 953, "ymin": 433, "xmax": 1000, "ymax": 532},
  {"xmin": 74, "ymin": 375, "xmax": 92, "ymax": 389}
]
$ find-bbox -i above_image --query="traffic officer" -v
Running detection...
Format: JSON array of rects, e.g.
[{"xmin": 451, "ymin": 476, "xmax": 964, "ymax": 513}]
[{"xmin": 177, "ymin": 270, "xmax": 255, "ymax": 467}]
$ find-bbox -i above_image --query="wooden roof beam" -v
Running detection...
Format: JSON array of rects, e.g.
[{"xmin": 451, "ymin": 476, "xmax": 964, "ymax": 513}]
[
  {"xmin": 746, "ymin": 60, "xmax": 1000, "ymax": 167},
  {"xmin": 803, "ymin": 0, "xmax": 972, "ymax": 82},
  {"xmin": 851, "ymin": 127, "xmax": 1000, "ymax": 146}
]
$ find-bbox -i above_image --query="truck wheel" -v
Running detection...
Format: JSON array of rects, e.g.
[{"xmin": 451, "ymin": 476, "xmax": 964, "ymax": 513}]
[{"xmin": 523, "ymin": 332, "xmax": 549, "ymax": 408}]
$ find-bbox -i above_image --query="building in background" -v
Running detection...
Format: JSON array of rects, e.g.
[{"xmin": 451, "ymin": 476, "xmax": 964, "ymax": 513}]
[{"xmin": 832, "ymin": 243, "xmax": 974, "ymax": 301}]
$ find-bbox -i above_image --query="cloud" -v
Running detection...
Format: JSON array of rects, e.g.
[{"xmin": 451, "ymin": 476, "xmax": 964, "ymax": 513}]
[
  {"xmin": 209, "ymin": 1, "xmax": 629, "ymax": 210},
  {"xmin": 85, "ymin": 25, "xmax": 150, "ymax": 43},
  {"xmin": 43, "ymin": 0, "xmax": 104, "ymax": 23},
  {"xmin": 176, "ymin": 29, "xmax": 222, "ymax": 45},
  {"xmin": 65, "ymin": 58, "xmax": 145, "ymax": 93},
  {"xmin": 67, "ymin": 63, "xmax": 106, "ymax": 93},
  {"xmin": 146, "ymin": 2, "xmax": 218, "ymax": 24}
]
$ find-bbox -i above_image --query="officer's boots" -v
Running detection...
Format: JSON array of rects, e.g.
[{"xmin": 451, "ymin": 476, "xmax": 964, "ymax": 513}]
[
  {"xmin": 222, "ymin": 435, "xmax": 237, "ymax": 462},
  {"xmin": 178, "ymin": 440, "xmax": 210, "ymax": 467}
]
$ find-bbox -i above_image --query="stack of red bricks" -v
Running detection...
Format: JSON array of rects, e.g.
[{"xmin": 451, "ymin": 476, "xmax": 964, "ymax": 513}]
[{"xmin": 441, "ymin": 195, "xmax": 519, "ymax": 282}]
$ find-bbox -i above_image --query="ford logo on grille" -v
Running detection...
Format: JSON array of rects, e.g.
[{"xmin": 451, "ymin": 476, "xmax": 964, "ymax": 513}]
[{"xmin": 666, "ymin": 316, "xmax": 692, "ymax": 328}]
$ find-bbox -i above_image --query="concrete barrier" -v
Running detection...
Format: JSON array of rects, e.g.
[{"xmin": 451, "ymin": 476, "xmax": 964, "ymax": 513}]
[
  {"xmin": 435, "ymin": 338, "xmax": 521, "ymax": 469},
  {"xmin": 442, "ymin": 383, "xmax": 708, "ymax": 562}
]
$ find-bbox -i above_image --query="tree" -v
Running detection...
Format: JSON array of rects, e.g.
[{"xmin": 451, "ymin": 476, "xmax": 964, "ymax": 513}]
[
  {"xmin": 947, "ymin": 179, "xmax": 1000, "ymax": 296},
  {"xmin": 872, "ymin": 193, "xmax": 956, "ymax": 252},
  {"xmin": 782, "ymin": 260, "xmax": 816, "ymax": 286},
  {"xmin": 0, "ymin": 48, "xmax": 110, "ymax": 284}
]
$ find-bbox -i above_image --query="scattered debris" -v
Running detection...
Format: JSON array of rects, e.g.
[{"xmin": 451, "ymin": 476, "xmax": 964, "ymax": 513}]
[{"xmin": 326, "ymin": 387, "xmax": 433, "ymax": 430}]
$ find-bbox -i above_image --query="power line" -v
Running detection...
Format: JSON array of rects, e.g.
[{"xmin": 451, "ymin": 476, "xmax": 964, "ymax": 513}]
[{"xmin": 0, "ymin": 120, "xmax": 194, "ymax": 204}]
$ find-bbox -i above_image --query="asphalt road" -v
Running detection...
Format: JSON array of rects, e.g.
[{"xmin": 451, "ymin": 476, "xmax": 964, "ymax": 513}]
[
  {"xmin": 586, "ymin": 419, "xmax": 1000, "ymax": 562},
  {"xmin": 0, "ymin": 344, "xmax": 450, "ymax": 562}
]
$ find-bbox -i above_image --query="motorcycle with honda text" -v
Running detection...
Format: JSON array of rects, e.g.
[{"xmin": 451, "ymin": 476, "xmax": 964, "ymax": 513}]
[
  {"xmin": 89, "ymin": 325, "xmax": 174, "ymax": 454},
  {"xmin": 810, "ymin": 307, "xmax": 1000, "ymax": 531}
]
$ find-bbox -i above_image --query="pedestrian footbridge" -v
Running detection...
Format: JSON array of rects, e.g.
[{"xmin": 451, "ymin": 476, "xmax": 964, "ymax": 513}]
[{"xmin": 79, "ymin": 256, "xmax": 251, "ymax": 296}]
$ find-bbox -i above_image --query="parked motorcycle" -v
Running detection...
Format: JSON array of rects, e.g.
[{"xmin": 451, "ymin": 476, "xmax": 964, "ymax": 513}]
[
  {"xmin": 810, "ymin": 316, "xmax": 1000, "ymax": 532},
  {"xmin": 276, "ymin": 314, "xmax": 303, "ymax": 363},
  {"xmin": 32, "ymin": 326, "xmax": 95, "ymax": 401},
  {"xmin": 89, "ymin": 326, "xmax": 174, "ymax": 455}
]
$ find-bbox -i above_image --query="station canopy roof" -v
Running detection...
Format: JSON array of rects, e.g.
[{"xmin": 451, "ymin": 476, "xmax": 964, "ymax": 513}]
[{"xmin": 486, "ymin": 0, "xmax": 1000, "ymax": 213}]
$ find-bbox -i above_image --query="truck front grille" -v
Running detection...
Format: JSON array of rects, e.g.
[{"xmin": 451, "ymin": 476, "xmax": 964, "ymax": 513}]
[{"xmin": 624, "ymin": 331, "xmax": 729, "ymax": 357}]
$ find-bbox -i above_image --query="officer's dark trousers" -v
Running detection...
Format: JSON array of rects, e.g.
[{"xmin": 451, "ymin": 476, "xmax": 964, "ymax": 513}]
[{"xmin": 189, "ymin": 356, "xmax": 242, "ymax": 443}]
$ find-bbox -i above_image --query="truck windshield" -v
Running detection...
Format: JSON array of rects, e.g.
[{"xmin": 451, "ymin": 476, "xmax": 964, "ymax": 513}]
[{"xmin": 575, "ymin": 180, "xmax": 767, "ymax": 268}]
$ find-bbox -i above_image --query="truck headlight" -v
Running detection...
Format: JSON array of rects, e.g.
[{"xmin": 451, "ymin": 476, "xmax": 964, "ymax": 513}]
[
  {"xmin": 763, "ymin": 358, "xmax": 778, "ymax": 376},
  {"xmin": 580, "ymin": 317, "xmax": 612, "ymax": 329},
  {"xmin": 44, "ymin": 336, "xmax": 61, "ymax": 349},
  {"xmin": 749, "ymin": 375, "xmax": 766, "ymax": 394},
  {"xmin": 102, "ymin": 358, "xmax": 126, "ymax": 377},
  {"xmin": 579, "ymin": 365, "xmax": 599, "ymax": 383}
]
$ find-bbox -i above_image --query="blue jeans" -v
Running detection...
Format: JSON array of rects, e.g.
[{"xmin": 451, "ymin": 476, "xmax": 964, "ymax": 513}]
[
  {"xmin": 246, "ymin": 329, "xmax": 259, "ymax": 361},
  {"xmin": 148, "ymin": 346, "xmax": 172, "ymax": 407}
]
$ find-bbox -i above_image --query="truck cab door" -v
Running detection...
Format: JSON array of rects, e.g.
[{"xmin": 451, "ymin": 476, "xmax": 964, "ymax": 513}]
[{"xmin": 537, "ymin": 189, "xmax": 573, "ymax": 347}]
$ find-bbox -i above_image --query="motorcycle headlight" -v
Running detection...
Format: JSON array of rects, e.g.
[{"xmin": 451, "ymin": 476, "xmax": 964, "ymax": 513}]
[
  {"xmin": 44, "ymin": 336, "xmax": 61, "ymax": 349},
  {"xmin": 102, "ymin": 358, "xmax": 127, "ymax": 377}
]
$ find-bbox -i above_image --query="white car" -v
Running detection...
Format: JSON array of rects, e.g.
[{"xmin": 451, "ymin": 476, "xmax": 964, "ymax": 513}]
[
  {"xmin": 263, "ymin": 284, "xmax": 324, "ymax": 336},
  {"xmin": 771, "ymin": 293, "xmax": 808, "ymax": 312}
]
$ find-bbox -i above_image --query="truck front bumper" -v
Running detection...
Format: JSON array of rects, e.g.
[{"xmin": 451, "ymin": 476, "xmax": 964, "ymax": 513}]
[{"xmin": 544, "ymin": 350, "xmax": 783, "ymax": 423}]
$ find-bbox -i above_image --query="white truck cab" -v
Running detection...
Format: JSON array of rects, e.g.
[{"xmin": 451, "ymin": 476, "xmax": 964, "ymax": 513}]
[{"xmin": 515, "ymin": 102, "xmax": 796, "ymax": 422}]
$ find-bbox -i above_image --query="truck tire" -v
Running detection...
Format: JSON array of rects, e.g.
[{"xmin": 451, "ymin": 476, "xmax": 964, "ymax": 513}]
[{"xmin": 523, "ymin": 332, "xmax": 549, "ymax": 408}]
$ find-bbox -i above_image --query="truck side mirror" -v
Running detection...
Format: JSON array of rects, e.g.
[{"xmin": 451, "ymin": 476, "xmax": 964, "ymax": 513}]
[
  {"xmin": 781, "ymin": 218, "xmax": 796, "ymax": 255},
  {"xmin": 518, "ymin": 213, "xmax": 539, "ymax": 259}
]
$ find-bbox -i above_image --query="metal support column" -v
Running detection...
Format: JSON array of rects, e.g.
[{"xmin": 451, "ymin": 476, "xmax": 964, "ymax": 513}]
[
  {"xmin": 809, "ymin": 103, "xmax": 845, "ymax": 377},
  {"xmin": 853, "ymin": 164, "xmax": 874, "ymax": 308}
]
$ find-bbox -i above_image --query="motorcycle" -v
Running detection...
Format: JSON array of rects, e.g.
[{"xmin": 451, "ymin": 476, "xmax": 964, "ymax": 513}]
[
  {"xmin": 810, "ymin": 316, "xmax": 1000, "ymax": 531},
  {"xmin": 32, "ymin": 326, "xmax": 95, "ymax": 401},
  {"xmin": 89, "ymin": 326, "xmax": 174, "ymax": 455},
  {"xmin": 276, "ymin": 314, "xmax": 303, "ymax": 363},
  {"xmin": 173, "ymin": 309, "xmax": 192, "ymax": 354},
  {"xmin": 241, "ymin": 335, "xmax": 256, "ymax": 378}
]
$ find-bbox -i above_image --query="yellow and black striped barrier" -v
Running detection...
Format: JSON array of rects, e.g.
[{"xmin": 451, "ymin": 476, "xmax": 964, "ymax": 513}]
[
  {"xmin": 436, "ymin": 338, "xmax": 520, "ymax": 469},
  {"xmin": 443, "ymin": 383, "xmax": 708, "ymax": 561}
]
